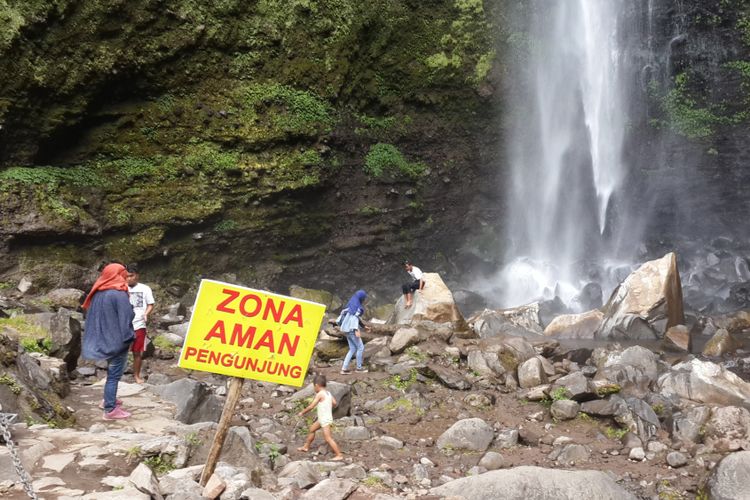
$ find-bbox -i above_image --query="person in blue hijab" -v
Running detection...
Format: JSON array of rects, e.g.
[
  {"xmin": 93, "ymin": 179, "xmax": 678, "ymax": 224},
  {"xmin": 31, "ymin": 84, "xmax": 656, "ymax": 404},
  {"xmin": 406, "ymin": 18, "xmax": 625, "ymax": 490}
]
[{"xmin": 339, "ymin": 290, "xmax": 369, "ymax": 374}]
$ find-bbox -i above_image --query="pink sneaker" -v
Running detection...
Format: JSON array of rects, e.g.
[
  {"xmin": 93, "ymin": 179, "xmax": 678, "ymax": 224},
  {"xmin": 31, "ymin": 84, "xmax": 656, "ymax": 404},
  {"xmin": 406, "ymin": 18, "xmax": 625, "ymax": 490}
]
[
  {"xmin": 102, "ymin": 407, "xmax": 131, "ymax": 420},
  {"xmin": 98, "ymin": 399, "xmax": 123, "ymax": 409}
]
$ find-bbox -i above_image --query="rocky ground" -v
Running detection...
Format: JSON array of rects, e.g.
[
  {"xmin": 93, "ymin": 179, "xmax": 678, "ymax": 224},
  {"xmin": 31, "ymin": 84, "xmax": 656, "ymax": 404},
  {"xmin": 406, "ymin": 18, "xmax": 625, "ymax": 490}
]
[{"xmin": 1, "ymin": 261, "xmax": 750, "ymax": 499}]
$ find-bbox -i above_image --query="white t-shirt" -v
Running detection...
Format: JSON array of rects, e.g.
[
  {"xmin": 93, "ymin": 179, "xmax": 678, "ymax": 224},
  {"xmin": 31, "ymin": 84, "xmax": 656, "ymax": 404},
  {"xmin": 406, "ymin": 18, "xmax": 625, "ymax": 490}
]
[
  {"xmin": 129, "ymin": 283, "xmax": 155, "ymax": 330},
  {"xmin": 408, "ymin": 266, "xmax": 424, "ymax": 281}
]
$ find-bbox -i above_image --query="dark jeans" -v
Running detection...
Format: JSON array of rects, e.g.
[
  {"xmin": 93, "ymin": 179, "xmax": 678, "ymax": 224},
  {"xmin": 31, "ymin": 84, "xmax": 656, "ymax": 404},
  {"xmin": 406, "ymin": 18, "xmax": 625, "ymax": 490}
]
[
  {"xmin": 402, "ymin": 279, "xmax": 420, "ymax": 295},
  {"xmin": 103, "ymin": 349, "xmax": 129, "ymax": 412}
]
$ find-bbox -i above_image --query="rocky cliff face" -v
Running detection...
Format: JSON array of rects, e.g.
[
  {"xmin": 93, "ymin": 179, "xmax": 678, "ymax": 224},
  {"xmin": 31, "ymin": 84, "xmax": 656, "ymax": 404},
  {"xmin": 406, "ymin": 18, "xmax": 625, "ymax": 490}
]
[{"xmin": 0, "ymin": 0, "xmax": 508, "ymax": 296}]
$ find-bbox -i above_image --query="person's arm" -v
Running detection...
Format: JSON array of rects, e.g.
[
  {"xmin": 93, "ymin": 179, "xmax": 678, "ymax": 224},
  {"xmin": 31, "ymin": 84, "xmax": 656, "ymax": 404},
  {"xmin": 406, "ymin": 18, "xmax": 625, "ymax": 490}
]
[
  {"xmin": 419, "ymin": 278, "xmax": 425, "ymax": 290},
  {"xmin": 144, "ymin": 304, "xmax": 154, "ymax": 324},
  {"xmin": 145, "ymin": 287, "xmax": 155, "ymax": 324},
  {"xmin": 331, "ymin": 395, "xmax": 338, "ymax": 408},
  {"xmin": 298, "ymin": 392, "xmax": 322, "ymax": 417}
]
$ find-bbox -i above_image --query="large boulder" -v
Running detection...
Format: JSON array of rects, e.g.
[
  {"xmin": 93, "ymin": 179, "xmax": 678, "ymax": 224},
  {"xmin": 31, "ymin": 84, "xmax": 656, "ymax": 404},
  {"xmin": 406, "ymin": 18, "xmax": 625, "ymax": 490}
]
[
  {"xmin": 597, "ymin": 253, "xmax": 684, "ymax": 340},
  {"xmin": 703, "ymin": 406, "xmax": 750, "ymax": 452},
  {"xmin": 658, "ymin": 359, "xmax": 750, "ymax": 410},
  {"xmin": 390, "ymin": 273, "xmax": 465, "ymax": 328},
  {"xmin": 705, "ymin": 451, "xmax": 750, "ymax": 500},
  {"xmin": 16, "ymin": 352, "xmax": 70, "ymax": 398},
  {"xmin": 543, "ymin": 310, "xmax": 603, "ymax": 339},
  {"xmin": 389, "ymin": 327, "xmax": 419, "ymax": 354},
  {"xmin": 289, "ymin": 381, "xmax": 351, "ymax": 419},
  {"xmin": 25, "ymin": 308, "xmax": 82, "ymax": 371},
  {"xmin": 469, "ymin": 309, "xmax": 540, "ymax": 339},
  {"xmin": 43, "ymin": 288, "xmax": 85, "ymax": 309},
  {"xmin": 517, "ymin": 357, "xmax": 547, "ymax": 389},
  {"xmin": 479, "ymin": 336, "xmax": 537, "ymax": 373},
  {"xmin": 148, "ymin": 378, "xmax": 223, "ymax": 424},
  {"xmin": 702, "ymin": 329, "xmax": 737, "ymax": 357},
  {"xmin": 436, "ymin": 418, "xmax": 494, "ymax": 452},
  {"xmin": 430, "ymin": 466, "xmax": 636, "ymax": 500}
]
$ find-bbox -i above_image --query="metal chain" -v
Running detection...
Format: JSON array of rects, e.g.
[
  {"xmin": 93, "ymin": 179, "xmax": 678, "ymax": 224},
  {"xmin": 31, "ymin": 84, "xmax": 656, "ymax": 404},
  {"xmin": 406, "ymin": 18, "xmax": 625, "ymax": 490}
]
[{"xmin": 0, "ymin": 413, "xmax": 38, "ymax": 500}]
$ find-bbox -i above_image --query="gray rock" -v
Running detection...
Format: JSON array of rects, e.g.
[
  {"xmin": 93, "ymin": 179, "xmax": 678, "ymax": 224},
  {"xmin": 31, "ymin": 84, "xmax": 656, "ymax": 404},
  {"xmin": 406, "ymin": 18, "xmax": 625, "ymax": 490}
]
[
  {"xmin": 703, "ymin": 406, "xmax": 750, "ymax": 451},
  {"xmin": 239, "ymin": 488, "xmax": 276, "ymax": 500},
  {"xmin": 168, "ymin": 322, "xmax": 190, "ymax": 338},
  {"xmin": 26, "ymin": 308, "xmax": 82, "ymax": 371},
  {"xmin": 550, "ymin": 400, "xmax": 580, "ymax": 420},
  {"xmin": 596, "ymin": 253, "xmax": 684, "ymax": 340},
  {"xmin": 289, "ymin": 381, "xmax": 351, "ymax": 419},
  {"xmin": 148, "ymin": 378, "xmax": 223, "ymax": 424},
  {"xmin": 467, "ymin": 350, "xmax": 493, "ymax": 375},
  {"xmin": 666, "ymin": 451, "xmax": 688, "ymax": 468},
  {"xmin": 277, "ymin": 460, "xmax": 320, "ymax": 489},
  {"xmin": 389, "ymin": 327, "xmax": 420, "ymax": 354},
  {"xmin": 342, "ymin": 426, "xmax": 370, "ymax": 441},
  {"xmin": 147, "ymin": 373, "xmax": 171, "ymax": 385},
  {"xmin": 663, "ymin": 325, "xmax": 691, "ymax": 352},
  {"xmin": 629, "ymin": 447, "xmax": 645, "ymax": 461},
  {"xmin": 706, "ymin": 451, "xmax": 750, "ymax": 500},
  {"xmin": 430, "ymin": 466, "xmax": 637, "ymax": 499},
  {"xmin": 551, "ymin": 371, "xmax": 597, "ymax": 402},
  {"xmin": 129, "ymin": 463, "xmax": 163, "ymax": 500},
  {"xmin": 550, "ymin": 444, "xmax": 590, "ymax": 465},
  {"xmin": 374, "ymin": 435, "xmax": 404, "ymax": 449},
  {"xmin": 300, "ymin": 478, "xmax": 356, "ymax": 500},
  {"xmin": 615, "ymin": 398, "xmax": 660, "ymax": 443},
  {"xmin": 580, "ymin": 396, "xmax": 628, "ymax": 417},
  {"xmin": 702, "ymin": 328, "xmax": 737, "ymax": 357},
  {"xmin": 331, "ymin": 464, "xmax": 367, "ymax": 480},
  {"xmin": 478, "ymin": 451, "xmax": 506, "ymax": 470},
  {"xmin": 543, "ymin": 310, "xmax": 603, "ymax": 339},
  {"xmin": 495, "ymin": 429, "xmax": 519, "ymax": 449},
  {"xmin": 658, "ymin": 359, "xmax": 750, "ymax": 410},
  {"xmin": 44, "ymin": 288, "xmax": 85, "ymax": 309},
  {"xmin": 16, "ymin": 352, "xmax": 70, "ymax": 398},
  {"xmin": 437, "ymin": 418, "xmax": 494, "ymax": 452},
  {"xmin": 421, "ymin": 364, "xmax": 471, "ymax": 390},
  {"xmin": 518, "ymin": 357, "xmax": 548, "ymax": 389}
]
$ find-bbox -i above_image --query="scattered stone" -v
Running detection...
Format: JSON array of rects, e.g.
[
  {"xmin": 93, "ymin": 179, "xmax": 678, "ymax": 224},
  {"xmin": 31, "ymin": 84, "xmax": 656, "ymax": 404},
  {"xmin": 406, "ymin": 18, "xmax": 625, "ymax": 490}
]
[
  {"xmin": 479, "ymin": 451, "xmax": 506, "ymax": 470},
  {"xmin": 430, "ymin": 466, "xmax": 636, "ymax": 499},
  {"xmin": 374, "ymin": 436, "xmax": 404, "ymax": 449},
  {"xmin": 705, "ymin": 450, "xmax": 750, "ymax": 500},
  {"xmin": 551, "ymin": 400, "xmax": 580, "ymax": 420},
  {"xmin": 332, "ymin": 464, "xmax": 367, "ymax": 480},
  {"xmin": 518, "ymin": 357, "xmax": 548, "ymax": 389},
  {"xmin": 663, "ymin": 325, "xmax": 692, "ymax": 352},
  {"xmin": 550, "ymin": 444, "xmax": 590, "ymax": 465},
  {"xmin": 277, "ymin": 460, "xmax": 320, "ymax": 489},
  {"xmin": 551, "ymin": 371, "xmax": 597, "ymax": 402},
  {"xmin": 239, "ymin": 487, "xmax": 276, "ymax": 500},
  {"xmin": 44, "ymin": 288, "xmax": 85, "ymax": 310},
  {"xmin": 42, "ymin": 453, "xmax": 75, "ymax": 473},
  {"xmin": 148, "ymin": 378, "xmax": 223, "ymax": 424},
  {"xmin": 666, "ymin": 451, "xmax": 688, "ymax": 468},
  {"xmin": 437, "ymin": 418, "xmax": 494, "ymax": 452},
  {"xmin": 421, "ymin": 364, "xmax": 471, "ymax": 390},
  {"xmin": 672, "ymin": 406, "xmax": 711, "ymax": 443},
  {"xmin": 389, "ymin": 327, "xmax": 420, "ymax": 354},
  {"xmin": 702, "ymin": 328, "xmax": 737, "ymax": 357},
  {"xmin": 629, "ymin": 447, "xmax": 645, "ymax": 461},
  {"xmin": 495, "ymin": 429, "xmax": 519, "ymax": 449},
  {"xmin": 129, "ymin": 463, "xmax": 163, "ymax": 500},
  {"xmin": 202, "ymin": 473, "xmax": 226, "ymax": 499},
  {"xmin": 342, "ymin": 426, "xmax": 370, "ymax": 441}
]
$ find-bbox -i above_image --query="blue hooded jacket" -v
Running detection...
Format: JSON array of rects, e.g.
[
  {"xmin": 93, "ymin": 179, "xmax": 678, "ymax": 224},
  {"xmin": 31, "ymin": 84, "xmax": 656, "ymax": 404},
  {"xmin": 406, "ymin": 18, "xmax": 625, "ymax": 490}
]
[{"xmin": 82, "ymin": 289, "xmax": 135, "ymax": 360}]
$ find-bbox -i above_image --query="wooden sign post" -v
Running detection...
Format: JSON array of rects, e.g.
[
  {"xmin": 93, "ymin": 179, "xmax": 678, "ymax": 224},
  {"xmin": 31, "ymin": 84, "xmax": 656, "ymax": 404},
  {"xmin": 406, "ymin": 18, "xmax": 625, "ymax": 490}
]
[
  {"xmin": 176, "ymin": 280, "xmax": 326, "ymax": 486},
  {"xmin": 199, "ymin": 376, "xmax": 244, "ymax": 485}
]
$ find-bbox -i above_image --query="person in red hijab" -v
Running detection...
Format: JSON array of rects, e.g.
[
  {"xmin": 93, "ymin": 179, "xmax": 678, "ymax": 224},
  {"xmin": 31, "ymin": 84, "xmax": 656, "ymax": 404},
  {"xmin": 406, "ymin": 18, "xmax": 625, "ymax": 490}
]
[{"xmin": 82, "ymin": 263, "xmax": 135, "ymax": 420}]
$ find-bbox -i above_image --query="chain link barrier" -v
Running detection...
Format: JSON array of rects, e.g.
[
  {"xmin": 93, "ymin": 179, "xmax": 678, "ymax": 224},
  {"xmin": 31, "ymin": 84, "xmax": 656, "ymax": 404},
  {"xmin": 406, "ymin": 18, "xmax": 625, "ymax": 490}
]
[{"xmin": 0, "ymin": 413, "xmax": 38, "ymax": 500}]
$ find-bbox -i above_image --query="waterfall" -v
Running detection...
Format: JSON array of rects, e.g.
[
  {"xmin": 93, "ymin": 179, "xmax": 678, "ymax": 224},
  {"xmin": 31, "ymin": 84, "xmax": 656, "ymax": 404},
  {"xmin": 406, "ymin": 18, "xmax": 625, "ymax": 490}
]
[{"xmin": 496, "ymin": 0, "xmax": 637, "ymax": 308}]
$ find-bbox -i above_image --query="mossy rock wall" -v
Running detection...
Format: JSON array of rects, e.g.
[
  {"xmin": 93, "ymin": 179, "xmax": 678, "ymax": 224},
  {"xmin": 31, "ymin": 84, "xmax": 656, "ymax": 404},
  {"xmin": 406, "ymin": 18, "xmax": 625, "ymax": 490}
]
[{"xmin": 0, "ymin": 0, "xmax": 510, "ymax": 296}]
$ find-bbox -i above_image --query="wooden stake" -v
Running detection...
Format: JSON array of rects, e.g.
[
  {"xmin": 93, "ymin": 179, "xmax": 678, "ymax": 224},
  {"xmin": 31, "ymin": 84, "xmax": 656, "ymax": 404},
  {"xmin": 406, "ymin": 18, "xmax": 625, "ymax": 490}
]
[{"xmin": 200, "ymin": 376, "xmax": 245, "ymax": 486}]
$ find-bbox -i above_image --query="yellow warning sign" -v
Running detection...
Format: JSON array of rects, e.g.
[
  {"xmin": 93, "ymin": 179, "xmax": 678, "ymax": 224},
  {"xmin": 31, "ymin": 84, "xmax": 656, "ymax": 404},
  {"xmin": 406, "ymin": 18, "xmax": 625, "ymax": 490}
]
[{"xmin": 178, "ymin": 280, "xmax": 326, "ymax": 386}]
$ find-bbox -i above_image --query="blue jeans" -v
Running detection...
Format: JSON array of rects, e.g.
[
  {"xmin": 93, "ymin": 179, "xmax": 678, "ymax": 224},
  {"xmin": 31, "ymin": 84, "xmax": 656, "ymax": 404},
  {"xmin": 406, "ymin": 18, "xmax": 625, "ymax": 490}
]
[
  {"xmin": 104, "ymin": 349, "xmax": 128, "ymax": 412},
  {"xmin": 342, "ymin": 330, "xmax": 364, "ymax": 370}
]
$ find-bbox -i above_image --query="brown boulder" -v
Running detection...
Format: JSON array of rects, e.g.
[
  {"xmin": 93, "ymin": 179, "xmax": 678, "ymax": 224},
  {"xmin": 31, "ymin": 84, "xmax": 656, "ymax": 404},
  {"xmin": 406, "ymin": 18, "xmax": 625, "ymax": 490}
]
[{"xmin": 544, "ymin": 310, "xmax": 603, "ymax": 339}]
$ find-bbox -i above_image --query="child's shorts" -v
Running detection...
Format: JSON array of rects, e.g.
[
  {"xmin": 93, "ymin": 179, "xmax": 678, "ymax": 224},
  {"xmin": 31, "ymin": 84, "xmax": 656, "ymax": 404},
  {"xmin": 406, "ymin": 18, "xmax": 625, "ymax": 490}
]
[{"xmin": 318, "ymin": 416, "xmax": 333, "ymax": 428}]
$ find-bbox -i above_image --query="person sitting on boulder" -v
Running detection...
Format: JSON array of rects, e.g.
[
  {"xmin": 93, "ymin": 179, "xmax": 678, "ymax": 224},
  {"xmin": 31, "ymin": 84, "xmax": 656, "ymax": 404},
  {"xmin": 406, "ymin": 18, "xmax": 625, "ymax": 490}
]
[
  {"xmin": 82, "ymin": 263, "xmax": 135, "ymax": 420},
  {"xmin": 339, "ymin": 289, "xmax": 370, "ymax": 374},
  {"xmin": 402, "ymin": 260, "xmax": 425, "ymax": 308}
]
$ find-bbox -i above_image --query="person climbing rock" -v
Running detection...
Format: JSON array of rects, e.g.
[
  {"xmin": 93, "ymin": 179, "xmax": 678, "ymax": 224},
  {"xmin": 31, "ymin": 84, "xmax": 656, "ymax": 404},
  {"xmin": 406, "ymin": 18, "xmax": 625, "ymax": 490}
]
[
  {"xmin": 82, "ymin": 263, "xmax": 135, "ymax": 420},
  {"xmin": 126, "ymin": 264, "xmax": 155, "ymax": 384},
  {"xmin": 296, "ymin": 374, "xmax": 343, "ymax": 460},
  {"xmin": 402, "ymin": 260, "xmax": 425, "ymax": 308},
  {"xmin": 339, "ymin": 289, "xmax": 370, "ymax": 374}
]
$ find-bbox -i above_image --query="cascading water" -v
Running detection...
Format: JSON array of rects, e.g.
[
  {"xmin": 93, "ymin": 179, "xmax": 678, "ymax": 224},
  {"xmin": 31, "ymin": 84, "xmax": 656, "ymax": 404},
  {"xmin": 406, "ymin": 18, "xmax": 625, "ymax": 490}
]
[{"xmin": 494, "ymin": 0, "xmax": 640, "ymax": 308}]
